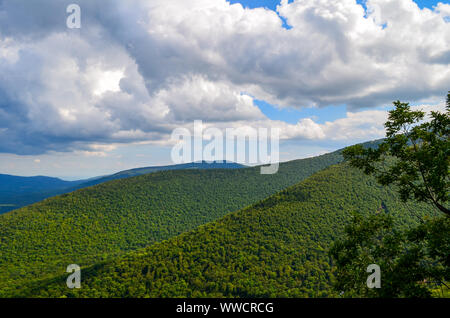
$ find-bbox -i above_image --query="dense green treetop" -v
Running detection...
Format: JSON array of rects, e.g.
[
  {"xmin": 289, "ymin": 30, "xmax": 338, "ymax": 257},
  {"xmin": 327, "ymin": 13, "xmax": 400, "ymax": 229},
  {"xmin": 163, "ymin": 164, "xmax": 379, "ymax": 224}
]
[
  {"xmin": 334, "ymin": 93, "xmax": 449, "ymax": 297},
  {"xmin": 343, "ymin": 96, "xmax": 449, "ymax": 216}
]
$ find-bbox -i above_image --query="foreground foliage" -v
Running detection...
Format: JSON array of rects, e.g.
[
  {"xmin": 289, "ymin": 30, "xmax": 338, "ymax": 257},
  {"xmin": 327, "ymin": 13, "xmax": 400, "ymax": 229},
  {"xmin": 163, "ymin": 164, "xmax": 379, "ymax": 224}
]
[
  {"xmin": 343, "ymin": 95, "xmax": 449, "ymax": 216},
  {"xmin": 334, "ymin": 93, "xmax": 449, "ymax": 297},
  {"xmin": 331, "ymin": 214, "xmax": 449, "ymax": 297}
]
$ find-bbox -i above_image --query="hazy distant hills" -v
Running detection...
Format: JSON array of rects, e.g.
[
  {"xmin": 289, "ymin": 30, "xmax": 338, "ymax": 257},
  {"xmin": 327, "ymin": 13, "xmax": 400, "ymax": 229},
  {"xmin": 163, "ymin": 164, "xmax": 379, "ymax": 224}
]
[
  {"xmin": 0, "ymin": 174, "xmax": 82, "ymax": 193},
  {"xmin": 0, "ymin": 161, "xmax": 244, "ymax": 214},
  {"xmin": 0, "ymin": 151, "xmax": 344, "ymax": 294},
  {"xmin": 9, "ymin": 162, "xmax": 434, "ymax": 298},
  {"xmin": 0, "ymin": 175, "xmax": 86, "ymax": 214}
]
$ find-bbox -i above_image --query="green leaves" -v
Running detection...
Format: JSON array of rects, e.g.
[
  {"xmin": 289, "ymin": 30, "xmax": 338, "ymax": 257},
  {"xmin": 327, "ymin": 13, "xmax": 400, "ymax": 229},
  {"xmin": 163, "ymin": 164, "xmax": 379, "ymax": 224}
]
[
  {"xmin": 343, "ymin": 94, "xmax": 449, "ymax": 216},
  {"xmin": 447, "ymin": 92, "xmax": 450, "ymax": 111},
  {"xmin": 334, "ymin": 92, "xmax": 450, "ymax": 298},
  {"xmin": 385, "ymin": 101, "xmax": 425, "ymax": 138},
  {"xmin": 331, "ymin": 214, "xmax": 449, "ymax": 298}
]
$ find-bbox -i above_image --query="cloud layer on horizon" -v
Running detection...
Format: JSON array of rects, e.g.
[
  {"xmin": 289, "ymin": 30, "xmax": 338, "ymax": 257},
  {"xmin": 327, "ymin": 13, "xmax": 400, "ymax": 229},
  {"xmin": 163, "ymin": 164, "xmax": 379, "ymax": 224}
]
[{"xmin": 0, "ymin": 0, "xmax": 449, "ymax": 155}]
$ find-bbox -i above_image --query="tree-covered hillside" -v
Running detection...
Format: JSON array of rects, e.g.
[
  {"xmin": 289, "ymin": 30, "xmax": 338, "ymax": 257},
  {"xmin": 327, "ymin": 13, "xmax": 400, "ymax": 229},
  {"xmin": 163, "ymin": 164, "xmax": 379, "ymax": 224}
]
[
  {"xmin": 7, "ymin": 163, "xmax": 435, "ymax": 298},
  {"xmin": 0, "ymin": 162, "xmax": 245, "ymax": 214},
  {"xmin": 72, "ymin": 161, "xmax": 245, "ymax": 190},
  {"xmin": 0, "ymin": 151, "xmax": 342, "ymax": 295}
]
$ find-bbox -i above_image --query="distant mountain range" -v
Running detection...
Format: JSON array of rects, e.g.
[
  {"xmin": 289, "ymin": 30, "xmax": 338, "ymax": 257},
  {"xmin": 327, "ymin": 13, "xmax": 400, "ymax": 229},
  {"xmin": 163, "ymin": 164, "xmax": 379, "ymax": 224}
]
[
  {"xmin": 0, "ymin": 175, "xmax": 86, "ymax": 214},
  {"xmin": 0, "ymin": 161, "xmax": 244, "ymax": 214},
  {"xmin": 0, "ymin": 174, "xmax": 85, "ymax": 194}
]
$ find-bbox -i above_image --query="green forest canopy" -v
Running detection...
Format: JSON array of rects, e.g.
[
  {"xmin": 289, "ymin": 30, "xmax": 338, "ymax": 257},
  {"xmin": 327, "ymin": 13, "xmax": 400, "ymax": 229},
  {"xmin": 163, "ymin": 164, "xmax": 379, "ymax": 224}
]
[
  {"xmin": 0, "ymin": 150, "xmax": 343, "ymax": 294},
  {"xmin": 7, "ymin": 163, "xmax": 436, "ymax": 298}
]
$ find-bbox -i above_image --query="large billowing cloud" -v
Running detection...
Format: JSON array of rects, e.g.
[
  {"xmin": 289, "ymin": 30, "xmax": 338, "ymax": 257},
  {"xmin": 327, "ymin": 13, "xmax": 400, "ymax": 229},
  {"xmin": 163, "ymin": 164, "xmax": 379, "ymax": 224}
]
[{"xmin": 0, "ymin": 0, "xmax": 448, "ymax": 155}]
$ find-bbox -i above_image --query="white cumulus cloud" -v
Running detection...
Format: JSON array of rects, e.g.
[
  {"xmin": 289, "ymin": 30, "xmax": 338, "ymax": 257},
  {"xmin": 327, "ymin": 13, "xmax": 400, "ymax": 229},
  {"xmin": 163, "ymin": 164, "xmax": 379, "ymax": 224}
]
[{"xmin": 0, "ymin": 0, "xmax": 448, "ymax": 155}]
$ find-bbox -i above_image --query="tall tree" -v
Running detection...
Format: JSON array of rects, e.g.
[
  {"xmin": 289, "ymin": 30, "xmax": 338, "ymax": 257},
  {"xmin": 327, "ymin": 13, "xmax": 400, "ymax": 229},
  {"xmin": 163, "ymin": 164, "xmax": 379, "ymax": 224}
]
[
  {"xmin": 331, "ymin": 92, "xmax": 450, "ymax": 297},
  {"xmin": 343, "ymin": 93, "xmax": 449, "ymax": 216}
]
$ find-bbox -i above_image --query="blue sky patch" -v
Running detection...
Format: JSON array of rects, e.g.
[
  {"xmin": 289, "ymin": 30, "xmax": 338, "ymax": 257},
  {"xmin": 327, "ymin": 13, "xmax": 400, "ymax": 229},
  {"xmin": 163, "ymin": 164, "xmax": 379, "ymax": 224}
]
[
  {"xmin": 228, "ymin": 0, "xmax": 443, "ymax": 11},
  {"xmin": 255, "ymin": 100, "xmax": 348, "ymax": 124}
]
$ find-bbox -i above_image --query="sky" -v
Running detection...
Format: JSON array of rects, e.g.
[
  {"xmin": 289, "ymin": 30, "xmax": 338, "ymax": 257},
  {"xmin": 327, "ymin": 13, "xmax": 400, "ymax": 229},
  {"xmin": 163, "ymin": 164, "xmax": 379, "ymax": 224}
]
[
  {"xmin": 0, "ymin": 0, "xmax": 449, "ymax": 179},
  {"xmin": 230, "ymin": 0, "xmax": 444, "ymax": 10}
]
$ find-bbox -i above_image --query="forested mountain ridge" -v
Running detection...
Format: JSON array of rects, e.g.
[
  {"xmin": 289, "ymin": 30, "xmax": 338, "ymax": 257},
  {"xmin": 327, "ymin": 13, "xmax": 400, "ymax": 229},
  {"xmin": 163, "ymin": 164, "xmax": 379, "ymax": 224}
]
[
  {"xmin": 0, "ymin": 151, "xmax": 342, "ymax": 294},
  {"xmin": 0, "ymin": 162, "xmax": 245, "ymax": 214},
  {"xmin": 77, "ymin": 161, "xmax": 244, "ymax": 188},
  {"xmin": 10, "ymin": 163, "xmax": 435, "ymax": 298}
]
